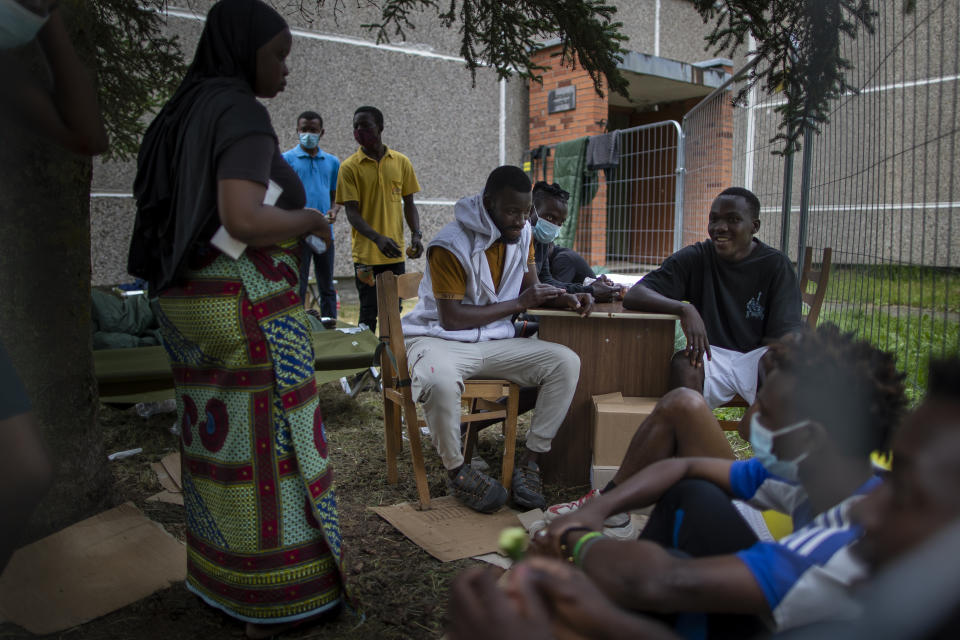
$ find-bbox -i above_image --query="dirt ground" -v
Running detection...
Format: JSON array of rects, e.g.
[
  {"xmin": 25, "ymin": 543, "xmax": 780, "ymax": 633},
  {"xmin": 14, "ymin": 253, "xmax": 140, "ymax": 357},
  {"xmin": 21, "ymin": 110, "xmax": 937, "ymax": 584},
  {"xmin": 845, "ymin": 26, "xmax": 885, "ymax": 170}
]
[{"xmin": 0, "ymin": 383, "xmax": 586, "ymax": 640}]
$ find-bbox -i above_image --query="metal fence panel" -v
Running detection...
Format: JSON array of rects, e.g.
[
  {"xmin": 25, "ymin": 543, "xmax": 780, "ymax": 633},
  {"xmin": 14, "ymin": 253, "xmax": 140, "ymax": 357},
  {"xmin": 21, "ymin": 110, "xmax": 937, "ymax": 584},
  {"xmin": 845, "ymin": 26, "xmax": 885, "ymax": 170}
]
[
  {"xmin": 682, "ymin": 0, "xmax": 960, "ymax": 394},
  {"xmin": 525, "ymin": 121, "xmax": 683, "ymax": 273}
]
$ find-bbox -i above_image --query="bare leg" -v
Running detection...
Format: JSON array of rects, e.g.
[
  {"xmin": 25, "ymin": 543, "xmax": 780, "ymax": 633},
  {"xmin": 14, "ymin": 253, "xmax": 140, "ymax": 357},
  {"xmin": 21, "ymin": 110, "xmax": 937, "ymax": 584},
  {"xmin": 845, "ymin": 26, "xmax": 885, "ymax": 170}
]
[
  {"xmin": 611, "ymin": 388, "xmax": 733, "ymax": 485},
  {"xmin": 668, "ymin": 350, "xmax": 705, "ymax": 393},
  {"xmin": 0, "ymin": 411, "xmax": 53, "ymax": 572}
]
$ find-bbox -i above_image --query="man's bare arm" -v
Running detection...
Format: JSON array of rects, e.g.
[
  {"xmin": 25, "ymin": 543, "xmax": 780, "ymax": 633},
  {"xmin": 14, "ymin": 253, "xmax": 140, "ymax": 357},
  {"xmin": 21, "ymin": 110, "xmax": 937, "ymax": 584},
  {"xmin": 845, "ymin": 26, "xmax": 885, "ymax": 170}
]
[
  {"xmin": 436, "ymin": 297, "xmax": 527, "ymax": 331},
  {"xmin": 623, "ymin": 283, "xmax": 711, "ymax": 364},
  {"xmin": 543, "ymin": 457, "xmax": 735, "ymax": 540},
  {"xmin": 1, "ymin": 8, "xmax": 107, "ymax": 155},
  {"xmin": 402, "ymin": 193, "xmax": 423, "ymax": 258},
  {"xmin": 436, "ymin": 268, "xmax": 565, "ymax": 331},
  {"xmin": 343, "ymin": 200, "xmax": 401, "ymax": 258},
  {"xmin": 326, "ymin": 190, "xmax": 340, "ymax": 222},
  {"xmin": 623, "ymin": 282, "xmax": 688, "ymax": 315},
  {"xmin": 583, "ymin": 540, "xmax": 769, "ymax": 616}
]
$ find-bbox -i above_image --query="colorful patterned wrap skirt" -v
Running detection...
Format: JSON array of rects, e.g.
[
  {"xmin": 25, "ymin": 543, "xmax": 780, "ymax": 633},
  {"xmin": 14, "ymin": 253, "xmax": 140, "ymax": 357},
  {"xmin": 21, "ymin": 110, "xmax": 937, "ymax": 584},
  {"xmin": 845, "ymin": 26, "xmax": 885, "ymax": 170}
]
[{"xmin": 156, "ymin": 241, "xmax": 344, "ymax": 623}]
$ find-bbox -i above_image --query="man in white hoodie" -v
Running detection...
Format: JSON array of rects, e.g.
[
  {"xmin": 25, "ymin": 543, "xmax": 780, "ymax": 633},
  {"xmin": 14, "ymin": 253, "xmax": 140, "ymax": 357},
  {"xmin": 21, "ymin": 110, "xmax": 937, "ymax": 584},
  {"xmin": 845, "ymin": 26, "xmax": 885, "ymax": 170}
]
[{"xmin": 402, "ymin": 166, "xmax": 592, "ymax": 513}]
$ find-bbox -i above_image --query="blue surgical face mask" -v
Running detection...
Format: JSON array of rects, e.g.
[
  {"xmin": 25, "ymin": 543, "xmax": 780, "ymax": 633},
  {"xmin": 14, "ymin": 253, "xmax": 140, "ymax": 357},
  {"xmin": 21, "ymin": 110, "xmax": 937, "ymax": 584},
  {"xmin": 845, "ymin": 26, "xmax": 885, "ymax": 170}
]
[
  {"xmin": 0, "ymin": 0, "xmax": 48, "ymax": 50},
  {"xmin": 299, "ymin": 132, "xmax": 320, "ymax": 150},
  {"xmin": 749, "ymin": 412, "xmax": 811, "ymax": 482},
  {"xmin": 532, "ymin": 212, "xmax": 562, "ymax": 244}
]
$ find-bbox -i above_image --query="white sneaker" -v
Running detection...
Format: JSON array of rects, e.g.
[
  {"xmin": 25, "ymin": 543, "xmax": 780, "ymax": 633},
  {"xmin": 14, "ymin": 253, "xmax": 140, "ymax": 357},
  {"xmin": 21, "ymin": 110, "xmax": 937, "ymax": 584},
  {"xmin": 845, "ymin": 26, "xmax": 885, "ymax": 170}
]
[{"xmin": 544, "ymin": 489, "xmax": 635, "ymax": 539}]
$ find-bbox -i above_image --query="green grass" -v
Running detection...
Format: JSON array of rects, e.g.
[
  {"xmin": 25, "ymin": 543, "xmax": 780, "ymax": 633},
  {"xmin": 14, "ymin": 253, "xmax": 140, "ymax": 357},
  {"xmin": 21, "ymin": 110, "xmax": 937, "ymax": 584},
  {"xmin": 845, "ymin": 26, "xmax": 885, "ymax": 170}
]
[
  {"xmin": 821, "ymin": 264, "xmax": 960, "ymax": 313},
  {"xmin": 312, "ymin": 300, "xmax": 412, "ymax": 327},
  {"xmin": 820, "ymin": 308, "xmax": 960, "ymax": 403},
  {"xmin": 802, "ymin": 263, "xmax": 960, "ymax": 401}
]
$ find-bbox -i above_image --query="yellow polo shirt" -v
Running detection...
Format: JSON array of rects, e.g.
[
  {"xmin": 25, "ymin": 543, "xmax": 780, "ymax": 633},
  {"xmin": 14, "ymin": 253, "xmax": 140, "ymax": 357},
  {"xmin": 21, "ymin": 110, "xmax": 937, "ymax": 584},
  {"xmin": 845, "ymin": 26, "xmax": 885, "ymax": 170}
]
[{"xmin": 336, "ymin": 146, "xmax": 420, "ymax": 265}]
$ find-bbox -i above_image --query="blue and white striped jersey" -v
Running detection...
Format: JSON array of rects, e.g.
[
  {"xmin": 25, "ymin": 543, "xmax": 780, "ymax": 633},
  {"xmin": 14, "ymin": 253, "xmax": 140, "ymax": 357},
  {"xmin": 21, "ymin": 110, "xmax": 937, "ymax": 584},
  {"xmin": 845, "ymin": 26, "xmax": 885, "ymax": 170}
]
[{"xmin": 729, "ymin": 459, "xmax": 881, "ymax": 630}]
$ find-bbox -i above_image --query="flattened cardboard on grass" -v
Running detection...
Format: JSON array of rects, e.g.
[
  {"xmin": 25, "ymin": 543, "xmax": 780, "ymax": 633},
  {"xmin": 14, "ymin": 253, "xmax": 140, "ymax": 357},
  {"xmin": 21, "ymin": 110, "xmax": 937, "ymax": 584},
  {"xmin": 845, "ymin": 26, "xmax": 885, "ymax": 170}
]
[
  {"xmin": 0, "ymin": 502, "xmax": 186, "ymax": 634},
  {"xmin": 146, "ymin": 490, "xmax": 184, "ymax": 506},
  {"xmin": 148, "ymin": 451, "xmax": 184, "ymax": 505},
  {"xmin": 371, "ymin": 497, "xmax": 522, "ymax": 562},
  {"xmin": 151, "ymin": 451, "xmax": 182, "ymax": 492}
]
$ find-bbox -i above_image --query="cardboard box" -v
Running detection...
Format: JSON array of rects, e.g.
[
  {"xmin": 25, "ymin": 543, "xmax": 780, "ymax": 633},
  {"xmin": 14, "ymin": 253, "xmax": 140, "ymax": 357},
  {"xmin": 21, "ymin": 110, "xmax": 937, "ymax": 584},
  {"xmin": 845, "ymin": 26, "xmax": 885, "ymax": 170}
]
[
  {"xmin": 591, "ymin": 464, "xmax": 618, "ymax": 491},
  {"xmin": 592, "ymin": 393, "xmax": 660, "ymax": 467}
]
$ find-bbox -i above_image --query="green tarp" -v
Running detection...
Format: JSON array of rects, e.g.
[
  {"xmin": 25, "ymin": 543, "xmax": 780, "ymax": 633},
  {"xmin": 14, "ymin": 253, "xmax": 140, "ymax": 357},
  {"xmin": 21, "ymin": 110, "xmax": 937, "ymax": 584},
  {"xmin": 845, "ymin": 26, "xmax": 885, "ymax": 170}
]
[
  {"xmin": 552, "ymin": 137, "xmax": 597, "ymax": 248},
  {"xmin": 95, "ymin": 326, "xmax": 380, "ymax": 402}
]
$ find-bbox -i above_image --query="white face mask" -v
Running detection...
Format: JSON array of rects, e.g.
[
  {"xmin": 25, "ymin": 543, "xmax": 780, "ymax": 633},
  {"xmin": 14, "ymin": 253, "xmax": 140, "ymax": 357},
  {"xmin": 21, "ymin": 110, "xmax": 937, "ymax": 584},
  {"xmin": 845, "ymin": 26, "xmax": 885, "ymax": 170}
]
[
  {"xmin": 298, "ymin": 132, "xmax": 320, "ymax": 150},
  {"xmin": 749, "ymin": 412, "xmax": 812, "ymax": 482},
  {"xmin": 531, "ymin": 205, "xmax": 562, "ymax": 244},
  {"xmin": 0, "ymin": 0, "xmax": 49, "ymax": 50}
]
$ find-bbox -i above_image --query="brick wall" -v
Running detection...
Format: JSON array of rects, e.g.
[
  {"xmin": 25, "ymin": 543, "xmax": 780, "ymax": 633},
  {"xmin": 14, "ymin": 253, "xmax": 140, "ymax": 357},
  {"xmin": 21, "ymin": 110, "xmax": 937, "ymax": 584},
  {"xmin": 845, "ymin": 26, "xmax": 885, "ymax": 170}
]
[
  {"xmin": 682, "ymin": 96, "xmax": 734, "ymax": 246},
  {"xmin": 528, "ymin": 50, "xmax": 736, "ymax": 268},
  {"xmin": 528, "ymin": 45, "xmax": 610, "ymax": 265}
]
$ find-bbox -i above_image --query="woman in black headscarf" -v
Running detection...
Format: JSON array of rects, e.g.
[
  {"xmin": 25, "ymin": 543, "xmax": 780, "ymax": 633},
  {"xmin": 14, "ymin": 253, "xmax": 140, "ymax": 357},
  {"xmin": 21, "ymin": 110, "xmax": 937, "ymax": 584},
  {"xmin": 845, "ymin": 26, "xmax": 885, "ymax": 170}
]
[{"xmin": 129, "ymin": 1, "xmax": 345, "ymax": 636}]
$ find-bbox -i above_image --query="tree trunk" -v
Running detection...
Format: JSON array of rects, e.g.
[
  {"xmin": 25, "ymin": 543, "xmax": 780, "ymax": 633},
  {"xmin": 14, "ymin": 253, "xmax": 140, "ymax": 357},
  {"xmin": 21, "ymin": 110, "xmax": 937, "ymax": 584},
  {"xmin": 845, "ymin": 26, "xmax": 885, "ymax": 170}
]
[{"xmin": 0, "ymin": 116, "xmax": 113, "ymax": 539}]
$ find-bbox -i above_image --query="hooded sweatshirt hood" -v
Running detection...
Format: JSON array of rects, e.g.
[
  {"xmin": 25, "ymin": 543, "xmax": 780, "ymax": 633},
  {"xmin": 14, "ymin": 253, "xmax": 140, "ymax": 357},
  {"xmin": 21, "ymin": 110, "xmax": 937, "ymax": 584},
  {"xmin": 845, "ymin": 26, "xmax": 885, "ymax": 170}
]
[
  {"xmin": 454, "ymin": 193, "xmax": 501, "ymax": 249},
  {"xmin": 401, "ymin": 193, "xmax": 531, "ymax": 343}
]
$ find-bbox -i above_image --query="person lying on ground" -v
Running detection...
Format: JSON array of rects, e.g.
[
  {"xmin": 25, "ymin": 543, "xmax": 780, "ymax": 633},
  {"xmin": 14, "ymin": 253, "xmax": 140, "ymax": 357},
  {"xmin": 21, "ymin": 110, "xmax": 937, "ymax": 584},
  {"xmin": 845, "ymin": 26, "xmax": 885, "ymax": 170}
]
[
  {"xmin": 623, "ymin": 187, "xmax": 801, "ymax": 409},
  {"xmin": 401, "ymin": 165, "xmax": 592, "ymax": 513},
  {"xmin": 534, "ymin": 324, "xmax": 906, "ymax": 637}
]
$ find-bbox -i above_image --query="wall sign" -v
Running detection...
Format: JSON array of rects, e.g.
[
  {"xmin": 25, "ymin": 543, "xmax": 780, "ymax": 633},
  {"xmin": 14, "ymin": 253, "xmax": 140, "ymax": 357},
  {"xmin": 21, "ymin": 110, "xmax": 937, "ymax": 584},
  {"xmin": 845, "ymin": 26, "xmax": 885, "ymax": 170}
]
[{"xmin": 548, "ymin": 86, "xmax": 576, "ymax": 114}]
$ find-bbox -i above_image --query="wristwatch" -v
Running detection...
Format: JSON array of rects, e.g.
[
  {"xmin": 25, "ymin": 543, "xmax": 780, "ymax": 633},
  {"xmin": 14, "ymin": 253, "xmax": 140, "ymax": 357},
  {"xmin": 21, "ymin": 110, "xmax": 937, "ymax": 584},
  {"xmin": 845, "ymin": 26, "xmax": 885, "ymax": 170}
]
[{"xmin": 411, "ymin": 229, "xmax": 423, "ymax": 239}]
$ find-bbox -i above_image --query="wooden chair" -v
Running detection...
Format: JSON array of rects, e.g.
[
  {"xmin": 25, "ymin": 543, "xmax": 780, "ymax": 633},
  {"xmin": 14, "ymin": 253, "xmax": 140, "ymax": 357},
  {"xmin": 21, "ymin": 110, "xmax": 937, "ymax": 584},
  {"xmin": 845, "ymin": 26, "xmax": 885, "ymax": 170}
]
[
  {"xmin": 375, "ymin": 271, "xmax": 521, "ymax": 510},
  {"xmin": 718, "ymin": 246, "xmax": 832, "ymax": 431},
  {"xmin": 799, "ymin": 246, "xmax": 832, "ymax": 327}
]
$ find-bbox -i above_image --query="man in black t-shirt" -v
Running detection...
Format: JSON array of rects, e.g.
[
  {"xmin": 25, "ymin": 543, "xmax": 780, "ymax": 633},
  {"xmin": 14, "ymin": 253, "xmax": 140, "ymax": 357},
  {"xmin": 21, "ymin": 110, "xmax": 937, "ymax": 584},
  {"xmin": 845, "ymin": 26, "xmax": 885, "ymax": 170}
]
[{"xmin": 623, "ymin": 187, "xmax": 801, "ymax": 408}]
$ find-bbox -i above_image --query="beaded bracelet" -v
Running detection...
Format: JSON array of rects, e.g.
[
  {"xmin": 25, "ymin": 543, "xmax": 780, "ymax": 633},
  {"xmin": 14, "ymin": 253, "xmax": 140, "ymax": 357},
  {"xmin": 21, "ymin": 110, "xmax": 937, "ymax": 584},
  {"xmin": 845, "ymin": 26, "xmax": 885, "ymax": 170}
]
[{"xmin": 573, "ymin": 532, "xmax": 605, "ymax": 567}]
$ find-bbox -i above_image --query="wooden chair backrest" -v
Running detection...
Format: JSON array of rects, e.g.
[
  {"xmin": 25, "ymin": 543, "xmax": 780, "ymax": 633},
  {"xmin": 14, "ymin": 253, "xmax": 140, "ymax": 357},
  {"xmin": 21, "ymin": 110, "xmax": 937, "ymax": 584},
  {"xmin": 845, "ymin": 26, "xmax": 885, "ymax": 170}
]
[
  {"xmin": 375, "ymin": 271, "xmax": 423, "ymax": 384},
  {"xmin": 800, "ymin": 246, "xmax": 832, "ymax": 327}
]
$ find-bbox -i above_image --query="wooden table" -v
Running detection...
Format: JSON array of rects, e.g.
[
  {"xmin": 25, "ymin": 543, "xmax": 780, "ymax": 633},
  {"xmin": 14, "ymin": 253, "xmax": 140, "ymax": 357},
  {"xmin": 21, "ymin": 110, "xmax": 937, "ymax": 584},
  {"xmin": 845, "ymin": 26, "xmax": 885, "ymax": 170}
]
[{"xmin": 532, "ymin": 302, "xmax": 679, "ymax": 485}]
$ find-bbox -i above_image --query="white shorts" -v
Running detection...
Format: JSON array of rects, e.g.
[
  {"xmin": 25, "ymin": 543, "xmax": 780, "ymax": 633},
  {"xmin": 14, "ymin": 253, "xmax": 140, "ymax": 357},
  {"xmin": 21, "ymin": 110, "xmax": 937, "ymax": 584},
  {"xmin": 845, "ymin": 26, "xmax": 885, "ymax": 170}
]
[{"xmin": 701, "ymin": 345, "xmax": 767, "ymax": 409}]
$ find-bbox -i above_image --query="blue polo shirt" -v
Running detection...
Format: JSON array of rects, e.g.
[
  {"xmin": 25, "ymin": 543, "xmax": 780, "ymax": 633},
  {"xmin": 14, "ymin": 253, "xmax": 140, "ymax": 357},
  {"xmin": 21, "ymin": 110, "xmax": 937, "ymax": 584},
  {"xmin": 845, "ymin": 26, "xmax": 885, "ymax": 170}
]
[{"xmin": 282, "ymin": 145, "xmax": 340, "ymax": 217}]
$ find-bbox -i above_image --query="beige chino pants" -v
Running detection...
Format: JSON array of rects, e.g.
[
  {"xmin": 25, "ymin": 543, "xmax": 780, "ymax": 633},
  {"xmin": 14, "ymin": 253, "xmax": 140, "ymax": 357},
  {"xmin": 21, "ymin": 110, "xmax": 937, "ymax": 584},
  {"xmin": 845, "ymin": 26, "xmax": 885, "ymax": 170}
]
[{"xmin": 405, "ymin": 336, "xmax": 581, "ymax": 470}]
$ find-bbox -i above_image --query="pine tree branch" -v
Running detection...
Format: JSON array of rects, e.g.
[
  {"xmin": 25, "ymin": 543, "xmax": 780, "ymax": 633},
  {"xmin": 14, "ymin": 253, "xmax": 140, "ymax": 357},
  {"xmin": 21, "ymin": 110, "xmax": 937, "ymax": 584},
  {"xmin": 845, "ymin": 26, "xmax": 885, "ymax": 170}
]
[
  {"xmin": 359, "ymin": 0, "xmax": 629, "ymax": 97},
  {"xmin": 690, "ymin": 0, "xmax": 878, "ymax": 155},
  {"xmin": 81, "ymin": 0, "xmax": 186, "ymax": 161}
]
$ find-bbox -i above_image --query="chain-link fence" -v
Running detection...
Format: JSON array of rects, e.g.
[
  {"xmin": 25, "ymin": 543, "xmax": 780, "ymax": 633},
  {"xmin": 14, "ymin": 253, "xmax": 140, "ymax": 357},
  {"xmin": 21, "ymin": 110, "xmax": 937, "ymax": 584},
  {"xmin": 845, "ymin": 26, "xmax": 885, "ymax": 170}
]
[
  {"xmin": 525, "ymin": 121, "xmax": 683, "ymax": 272},
  {"xmin": 682, "ymin": 0, "xmax": 960, "ymax": 395}
]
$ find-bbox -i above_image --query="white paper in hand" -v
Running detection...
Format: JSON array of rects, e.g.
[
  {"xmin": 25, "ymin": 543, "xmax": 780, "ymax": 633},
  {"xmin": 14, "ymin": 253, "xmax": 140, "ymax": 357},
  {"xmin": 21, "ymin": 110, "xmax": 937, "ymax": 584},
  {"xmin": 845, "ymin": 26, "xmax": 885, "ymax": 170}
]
[{"xmin": 210, "ymin": 180, "xmax": 283, "ymax": 259}]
